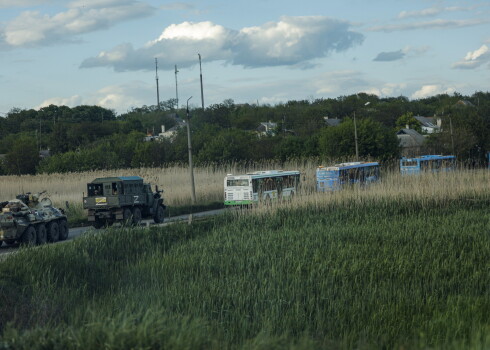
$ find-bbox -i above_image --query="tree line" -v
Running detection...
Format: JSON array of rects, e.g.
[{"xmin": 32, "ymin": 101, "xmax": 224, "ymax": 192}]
[{"xmin": 0, "ymin": 92, "xmax": 489, "ymax": 175}]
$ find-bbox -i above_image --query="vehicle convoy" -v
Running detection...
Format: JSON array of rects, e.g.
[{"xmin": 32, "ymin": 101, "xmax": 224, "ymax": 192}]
[
  {"xmin": 0, "ymin": 191, "xmax": 68, "ymax": 247},
  {"xmin": 83, "ymin": 176, "xmax": 166, "ymax": 228}
]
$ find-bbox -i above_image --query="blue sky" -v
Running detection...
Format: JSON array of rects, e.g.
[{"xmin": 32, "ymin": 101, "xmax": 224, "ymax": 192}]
[{"xmin": 0, "ymin": 0, "xmax": 489, "ymax": 115}]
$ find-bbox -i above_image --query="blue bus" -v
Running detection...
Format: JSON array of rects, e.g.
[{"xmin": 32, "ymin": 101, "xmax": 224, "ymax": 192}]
[
  {"xmin": 400, "ymin": 155, "xmax": 456, "ymax": 175},
  {"xmin": 316, "ymin": 162, "xmax": 380, "ymax": 191}
]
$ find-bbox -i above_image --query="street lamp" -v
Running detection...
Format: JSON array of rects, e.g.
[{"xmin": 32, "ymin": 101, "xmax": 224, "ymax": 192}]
[
  {"xmin": 186, "ymin": 96, "xmax": 197, "ymax": 204},
  {"xmin": 354, "ymin": 101, "xmax": 370, "ymax": 161},
  {"xmin": 198, "ymin": 53, "xmax": 204, "ymax": 110}
]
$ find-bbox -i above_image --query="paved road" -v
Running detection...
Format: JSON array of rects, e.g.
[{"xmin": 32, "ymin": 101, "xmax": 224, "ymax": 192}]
[{"xmin": 0, "ymin": 208, "xmax": 227, "ymax": 256}]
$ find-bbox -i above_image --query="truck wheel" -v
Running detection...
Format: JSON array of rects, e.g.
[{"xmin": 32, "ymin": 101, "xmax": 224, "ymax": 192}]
[
  {"xmin": 36, "ymin": 224, "xmax": 47, "ymax": 245},
  {"xmin": 122, "ymin": 208, "xmax": 133, "ymax": 226},
  {"xmin": 92, "ymin": 219, "xmax": 104, "ymax": 229},
  {"xmin": 47, "ymin": 221, "xmax": 60, "ymax": 243},
  {"xmin": 132, "ymin": 207, "xmax": 142, "ymax": 225},
  {"xmin": 153, "ymin": 205, "xmax": 165, "ymax": 223},
  {"xmin": 20, "ymin": 226, "xmax": 37, "ymax": 246},
  {"xmin": 58, "ymin": 220, "xmax": 69, "ymax": 240}
]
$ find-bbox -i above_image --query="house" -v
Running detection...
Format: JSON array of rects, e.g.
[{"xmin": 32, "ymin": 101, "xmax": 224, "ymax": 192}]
[
  {"xmin": 323, "ymin": 117, "xmax": 342, "ymax": 127},
  {"xmin": 414, "ymin": 116, "xmax": 441, "ymax": 134},
  {"xmin": 396, "ymin": 128, "xmax": 427, "ymax": 157},
  {"xmin": 144, "ymin": 120, "xmax": 186, "ymax": 142},
  {"xmin": 257, "ymin": 121, "xmax": 278, "ymax": 136}
]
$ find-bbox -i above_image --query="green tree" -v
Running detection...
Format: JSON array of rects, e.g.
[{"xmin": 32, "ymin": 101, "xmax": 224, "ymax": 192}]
[
  {"xmin": 395, "ymin": 112, "xmax": 422, "ymax": 132},
  {"xmin": 318, "ymin": 118, "xmax": 400, "ymax": 161},
  {"xmin": 195, "ymin": 128, "xmax": 254, "ymax": 163},
  {"xmin": 4, "ymin": 135, "xmax": 40, "ymax": 175}
]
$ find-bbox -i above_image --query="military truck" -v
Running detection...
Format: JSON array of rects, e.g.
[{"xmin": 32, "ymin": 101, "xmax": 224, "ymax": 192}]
[
  {"xmin": 0, "ymin": 191, "xmax": 68, "ymax": 246},
  {"xmin": 83, "ymin": 176, "xmax": 166, "ymax": 228}
]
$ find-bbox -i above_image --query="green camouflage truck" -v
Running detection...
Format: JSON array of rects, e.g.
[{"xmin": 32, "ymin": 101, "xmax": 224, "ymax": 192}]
[{"xmin": 82, "ymin": 176, "xmax": 166, "ymax": 228}]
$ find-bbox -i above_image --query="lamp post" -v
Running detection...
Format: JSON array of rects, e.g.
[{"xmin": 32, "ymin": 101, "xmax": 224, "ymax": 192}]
[
  {"xmin": 186, "ymin": 96, "xmax": 196, "ymax": 204},
  {"xmin": 198, "ymin": 53, "xmax": 204, "ymax": 110},
  {"xmin": 353, "ymin": 110, "xmax": 359, "ymax": 161},
  {"xmin": 354, "ymin": 101, "xmax": 370, "ymax": 161}
]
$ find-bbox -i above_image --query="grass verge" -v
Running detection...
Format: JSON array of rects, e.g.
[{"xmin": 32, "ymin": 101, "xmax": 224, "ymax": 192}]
[{"xmin": 0, "ymin": 195, "xmax": 489, "ymax": 349}]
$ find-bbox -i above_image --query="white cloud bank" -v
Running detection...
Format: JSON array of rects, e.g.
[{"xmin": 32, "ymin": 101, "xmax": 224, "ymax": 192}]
[
  {"xmin": 397, "ymin": 6, "xmax": 470, "ymax": 19},
  {"xmin": 1, "ymin": 0, "xmax": 155, "ymax": 46},
  {"xmin": 80, "ymin": 16, "xmax": 364, "ymax": 71},
  {"xmin": 452, "ymin": 44, "xmax": 490, "ymax": 69},
  {"xmin": 37, "ymin": 81, "xmax": 150, "ymax": 113},
  {"xmin": 373, "ymin": 46, "xmax": 429, "ymax": 62},
  {"xmin": 368, "ymin": 18, "xmax": 489, "ymax": 33},
  {"xmin": 411, "ymin": 85, "xmax": 456, "ymax": 99}
]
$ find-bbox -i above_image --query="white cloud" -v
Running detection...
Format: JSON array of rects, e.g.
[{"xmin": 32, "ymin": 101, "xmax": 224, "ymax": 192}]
[
  {"xmin": 1, "ymin": 0, "xmax": 155, "ymax": 47},
  {"xmin": 37, "ymin": 82, "xmax": 150, "ymax": 114},
  {"xmin": 362, "ymin": 83, "xmax": 408, "ymax": 97},
  {"xmin": 397, "ymin": 6, "xmax": 468, "ymax": 19},
  {"xmin": 37, "ymin": 95, "xmax": 84, "ymax": 109},
  {"xmin": 81, "ymin": 16, "xmax": 364, "ymax": 71},
  {"xmin": 368, "ymin": 18, "xmax": 489, "ymax": 33},
  {"xmin": 411, "ymin": 85, "xmax": 456, "ymax": 99},
  {"xmin": 373, "ymin": 46, "xmax": 429, "ymax": 62},
  {"xmin": 0, "ymin": 0, "xmax": 49, "ymax": 8},
  {"xmin": 150, "ymin": 21, "xmax": 229, "ymax": 42},
  {"xmin": 452, "ymin": 44, "xmax": 490, "ymax": 69}
]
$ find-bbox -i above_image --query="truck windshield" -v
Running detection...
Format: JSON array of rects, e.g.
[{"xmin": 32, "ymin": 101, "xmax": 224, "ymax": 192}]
[{"xmin": 88, "ymin": 184, "xmax": 103, "ymax": 196}]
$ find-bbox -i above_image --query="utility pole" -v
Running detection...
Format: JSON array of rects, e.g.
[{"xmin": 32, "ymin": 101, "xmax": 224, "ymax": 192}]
[
  {"xmin": 174, "ymin": 65, "xmax": 179, "ymax": 109},
  {"xmin": 353, "ymin": 111, "xmax": 359, "ymax": 161},
  {"xmin": 198, "ymin": 53, "xmax": 204, "ymax": 110},
  {"xmin": 186, "ymin": 96, "xmax": 196, "ymax": 204},
  {"xmin": 39, "ymin": 113, "xmax": 42, "ymax": 152},
  {"xmin": 155, "ymin": 58, "xmax": 160, "ymax": 110},
  {"xmin": 449, "ymin": 116, "xmax": 455, "ymax": 155}
]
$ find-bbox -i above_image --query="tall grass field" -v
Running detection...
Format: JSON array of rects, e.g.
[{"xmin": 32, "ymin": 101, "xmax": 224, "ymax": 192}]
[{"xmin": 0, "ymin": 166, "xmax": 489, "ymax": 349}]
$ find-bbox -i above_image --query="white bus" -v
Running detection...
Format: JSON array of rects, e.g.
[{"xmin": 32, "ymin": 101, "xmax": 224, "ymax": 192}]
[{"xmin": 224, "ymin": 170, "xmax": 300, "ymax": 206}]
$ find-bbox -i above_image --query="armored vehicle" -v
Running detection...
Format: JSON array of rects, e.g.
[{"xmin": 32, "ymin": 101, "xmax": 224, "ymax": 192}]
[
  {"xmin": 0, "ymin": 191, "xmax": 68, "ymax": 246},
  {"xmin": 83, "ymin": 176, "xmax": 166, "ymax": 228}
]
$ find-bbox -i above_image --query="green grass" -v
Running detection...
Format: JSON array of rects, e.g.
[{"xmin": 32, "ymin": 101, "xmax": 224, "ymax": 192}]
[{"xmin": 0, "ymin": 196, "xmax": 489, "ymax": 349}]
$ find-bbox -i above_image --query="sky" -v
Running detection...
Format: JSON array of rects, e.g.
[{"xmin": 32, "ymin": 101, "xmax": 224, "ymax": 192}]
[{"xmin": 0, "ymin": 0, "xmax": 489, "ymax": 116}]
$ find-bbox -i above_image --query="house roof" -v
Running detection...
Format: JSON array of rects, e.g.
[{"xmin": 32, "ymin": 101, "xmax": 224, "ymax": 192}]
[
  {"xmin": 324, "ymin": 118, "xmax": 341, "ymax": 127},
  {"xmin": 259, "ymin": 122, "xmax": 277, "ymax": 128},
  {"xmin": 397, "ymin": 128, "xmax": 426, "ymax": 147},
  {"xmin": 414, "ymin": 116, "xmax": 439, "ymax": 129}
]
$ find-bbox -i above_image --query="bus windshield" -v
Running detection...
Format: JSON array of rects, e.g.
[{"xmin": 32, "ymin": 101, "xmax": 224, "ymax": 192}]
[{"xmin": 227, "ymin": 179, "xmax": 250, "ymax": 187}]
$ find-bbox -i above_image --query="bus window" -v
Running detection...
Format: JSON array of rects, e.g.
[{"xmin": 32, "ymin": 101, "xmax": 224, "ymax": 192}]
[
  {"xmin": 402, "ymin": 160, "xmax": 418, "ymax": 166},
  {"xmin": 227, "ymin": 179, "xmax": 249, "ymax": 186},
  {"xmin": 252, "ymin": 179, "xmax": 259, "ymax": 193},
  {"xmin": 265, "ymin": 178, "xmax": 274, "ymax": 191}
]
